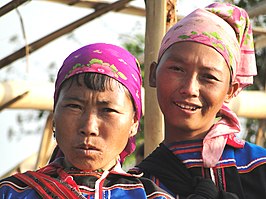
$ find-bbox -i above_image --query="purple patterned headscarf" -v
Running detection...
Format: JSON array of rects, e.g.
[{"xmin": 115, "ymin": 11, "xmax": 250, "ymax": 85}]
[
  {"xmin": 157, "ymin": 3, "xmax": 257, "ymax": 167},
  {"xmin": 53, "ymin": 43, "xmax": 142, "ymax": 162}
]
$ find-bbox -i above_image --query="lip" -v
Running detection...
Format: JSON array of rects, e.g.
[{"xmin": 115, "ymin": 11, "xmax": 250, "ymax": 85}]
[
  {"xmin": 75, "ymin": 143, "xmax": 101, "ymax": 155},
  {"xmin": 78, "ymin": 143, "xmax": 99, "ymax": 150}
]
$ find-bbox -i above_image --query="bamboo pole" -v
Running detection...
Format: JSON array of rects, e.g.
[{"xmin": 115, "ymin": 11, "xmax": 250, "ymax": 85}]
[
  {"xmin": 35, "ymin": 112, "xmax": 56, "ymax": 168},
  {"xmin": 1, "ymin": 80, "xmax": 266, "ymax": 117},
  {"xmin": 0, "ymin": 0, "xmax": 133, "ymax": 69},
  {"xmin": 0, "ymin": 0, "xmax": 29, "ymax": 17},
  {"xmin": 45, "ymin": 0, "xmax": 145, "ymax": 17},
  {"xmin": 0, "ymin": 81, "xmax": 54, "ymax": 110},
  {"xmin": 228, "ymin": 91, "xmax": 266, "ymax": 118},
  {"xmin": 144, "ymin": 0, "xmax": 166, "ymax": 156}
]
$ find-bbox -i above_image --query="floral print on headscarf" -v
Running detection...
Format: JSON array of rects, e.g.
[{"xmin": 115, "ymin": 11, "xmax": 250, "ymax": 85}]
[
  {"xmin": 159, "ymin": 3, "xmax": 256, "ymax": 96},
  {"xmin": 158, "ymin": 3, "xmax": 257, "ymax": 167},
  {"xmin": 53, "ymin": 43, "xmax": 142, "ymax": 163}
]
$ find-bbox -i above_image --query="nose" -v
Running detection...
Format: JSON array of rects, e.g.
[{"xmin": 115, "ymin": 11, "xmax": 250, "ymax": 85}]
[
  {"xmin": 79, "ymin": 112, "xmax": 99, "ymax": 136},
  {"xmin": 179, "ymin": 75, "xmax": 199, "ymax": 97}
]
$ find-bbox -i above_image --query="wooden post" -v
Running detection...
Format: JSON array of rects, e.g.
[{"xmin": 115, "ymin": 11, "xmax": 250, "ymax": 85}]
[
  {"xmin": 35, "ymin": 112, "xmax": 56, "ymax": 168},
  {"xmin": 256, "ymin": 120, "xmax": 266, "ymax": 147},
  {"xmin": 144, "ymin": 0, "xmax": 166, "ymax": 156},
  {"xmin": 166, "ymin": 0, "xmax": 177, "ymax": 30}
]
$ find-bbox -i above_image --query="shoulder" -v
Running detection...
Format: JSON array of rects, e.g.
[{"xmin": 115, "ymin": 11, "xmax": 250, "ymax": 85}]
[
  {"xmin": 242, "ymin": 141, "xmax": 266, "ymax": 154},
  {"xmin": 0, "ymin": 175, "xmax": 40, "ymax": 198},
  {"xmin": 235, "ymin": 141, "xmax": 266, "ymax": 161},
  {"xmin": 138, "ymin": 176, "xmax": 174, "ymax": 199},
  {"xmin": 109, "ymin": 171, "xmax": 174, "ymax": 199},
  {"xmin": 233, "ymin": 141, "xmax": 266, "ymax": 172},
  {"xmin": 128, "ymin": 166, "xmax": 153, "ymax": 181},
  {"xmin": 0, "ymin": 175, "xmax": 28, "ymax": 189}
]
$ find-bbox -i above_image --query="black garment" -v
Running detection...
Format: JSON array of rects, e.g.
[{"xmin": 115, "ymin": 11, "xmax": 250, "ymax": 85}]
[{"xmin": 132, "ymin": 143, "xmax": 239, "ymax": 199}]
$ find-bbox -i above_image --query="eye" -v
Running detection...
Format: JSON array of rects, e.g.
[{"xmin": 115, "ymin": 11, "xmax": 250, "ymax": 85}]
[
  {"xmin": 66, "ymin": 103, "xmax": 82, "ymax": 110},
  {"xmin": 169, "ymin": 65, "xmax": 184, "ymax": 72},
  {"xmin": 102, "ymin": 107, "xmax": 118, "ymax": 113},
  {"xmin": 202, "ymin": 73, "xmax": 220, "ymax": 82}
]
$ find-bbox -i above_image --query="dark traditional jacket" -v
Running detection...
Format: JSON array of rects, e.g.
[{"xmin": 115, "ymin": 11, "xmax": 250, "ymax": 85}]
[{"xmin": 130, "ymin": 140, "xmax": 266, "ymax": 199}]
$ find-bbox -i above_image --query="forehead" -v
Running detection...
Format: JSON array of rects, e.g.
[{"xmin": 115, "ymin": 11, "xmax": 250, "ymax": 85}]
[
  {"xmin": 160, "ymin": 42, "xmax": 228, "ymax": 69},
  {"xmin": 60, "ymin": 75, "xmax": 134, "ymax": 104},
  {"xmin": 164, "ymin": 41, "xmax": 224, "ymax": 58},
  {"xmin": 61, "ymin": 74, "xmax": 127, "ymax": 91},
  {"xmin": 61, "ymin": 74, "xmax": 128, "ymax": 94}
]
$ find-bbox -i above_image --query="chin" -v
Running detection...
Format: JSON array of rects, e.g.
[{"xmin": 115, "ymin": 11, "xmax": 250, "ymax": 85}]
[
  {"xmin": 68, "ymin": 158, "xmax": 98, "ymax": 171},
  {"xmin": 75, "ymin": 163, "xmax": 99, "ymax": 171}
]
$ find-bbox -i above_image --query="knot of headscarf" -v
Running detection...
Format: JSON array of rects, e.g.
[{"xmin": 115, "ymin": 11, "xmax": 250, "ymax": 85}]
[
  {"xmin": 158, "ymin": 3, "xmax": 257, "ymax": 167},
  {"xmin": 53, "ymin": 43, "xmax": 142, "ymax": 162}
]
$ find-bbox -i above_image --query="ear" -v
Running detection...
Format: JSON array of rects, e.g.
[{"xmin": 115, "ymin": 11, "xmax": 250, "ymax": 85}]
[
  {"xmin": 149, "ymin": 61, "xmax": 158, "ymax": 87},
  {"xmin": 129, "ymin": 118, "xmax": 139, "ymax": 137},
  {"xmin": 52, "ymin": 120, "xmax": 56, "ymax": 132},
  {"xmin": 224, "ymin": 81, "xmax": 240, "ymax": 103}
]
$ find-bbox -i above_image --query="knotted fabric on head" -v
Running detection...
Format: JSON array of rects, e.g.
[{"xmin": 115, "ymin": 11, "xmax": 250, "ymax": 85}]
[
  {"xmin": 158, "ymin": 3, "xmax": 257, "ymax": 167},
  {"xmin": 53, "ymin": 43, "xmax": 142, "ymax": 163}
]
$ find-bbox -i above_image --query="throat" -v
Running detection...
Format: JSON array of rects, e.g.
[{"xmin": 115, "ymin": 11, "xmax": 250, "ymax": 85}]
[{"xmin": 163, "ymin": 130, "xmax": 207, "ymax": 145}]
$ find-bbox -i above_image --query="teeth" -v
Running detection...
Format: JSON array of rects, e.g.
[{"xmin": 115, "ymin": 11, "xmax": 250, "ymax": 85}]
[{"xmin": 176, "ymin": 103, "xmax": 198, "ymax": 111}]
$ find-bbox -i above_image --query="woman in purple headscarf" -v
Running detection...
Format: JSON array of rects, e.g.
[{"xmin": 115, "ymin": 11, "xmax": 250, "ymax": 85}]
[
  {"xmin": 0, "ymin": 43, "xmax": 173, "ymax": 199},
  {"xmin": 130, "ymin": 2, "xmax": 266, "ymax": 199}
]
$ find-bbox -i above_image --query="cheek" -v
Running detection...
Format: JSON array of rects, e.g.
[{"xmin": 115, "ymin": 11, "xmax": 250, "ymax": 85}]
[
  {"xmin": 106, "ymin": 123, "xmax": 132, "ymax": 149},
  {"xmin": 156, "ymin": 79, "xmax": 174, "ymax": 107},
  {"xmin": 54, "ymin": 110, "xmax": 76, "ymax": 142},
  {"xmin": 109, "ymin": 136, "xmax": 129, "ymax": 152},
  {"xmin": 203, "ymin": 89, "xmax": 228, "ymax": 112}
]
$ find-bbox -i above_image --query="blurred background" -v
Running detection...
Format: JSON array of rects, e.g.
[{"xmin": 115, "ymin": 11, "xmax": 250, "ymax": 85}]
[{"xmin": 1, "ymin": 0, "xmax": 266, "ymax": 179}]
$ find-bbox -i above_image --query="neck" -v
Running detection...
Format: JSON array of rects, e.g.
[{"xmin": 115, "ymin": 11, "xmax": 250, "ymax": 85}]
[
  {"xmin": 163, "ymin": 118, "xmax": 218, "ymax": 145},
  {"xmin": 163, "ymin": 126, "xmax": 209, "ymax": 145},
  {"xmin": 62, "ymin": 158, "xmax": 117, "ymax": 173},
  {"xmin": 164, "ymin": 132, "xmax": 206, "ymax": 145}
]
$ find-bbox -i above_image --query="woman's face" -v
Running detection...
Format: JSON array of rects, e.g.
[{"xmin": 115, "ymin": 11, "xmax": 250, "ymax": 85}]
[
  {"xmin": 53, "ymin": 75, "xmax": 138, "ymax": 171},
  {"xmin": 150, "ymin": 42, "xmax": 238, "ymax": 143}
]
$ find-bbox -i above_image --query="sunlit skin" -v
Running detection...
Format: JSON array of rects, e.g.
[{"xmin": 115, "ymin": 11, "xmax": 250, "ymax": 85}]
[
  {"xmin": 53, "ymin": 74, "xmax": 138, "ymax": 171},
  {"xmin": 150, "ymin": 42, "xmax": 239, "ymax": 144}
]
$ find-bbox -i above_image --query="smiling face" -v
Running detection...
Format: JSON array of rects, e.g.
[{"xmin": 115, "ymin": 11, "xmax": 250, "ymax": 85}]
[
  {"xmin": 150, "ymin": 42, "xmax": 239, "ymax": 143},
  {"xmin": 53, "ymin": 74, "xmax": 138, "ymax": 171}
]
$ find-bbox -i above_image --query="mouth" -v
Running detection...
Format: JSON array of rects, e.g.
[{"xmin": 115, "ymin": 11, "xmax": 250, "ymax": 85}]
[
  {"xmin": 78, "ymin": 143, "xmax": 100, "ymax": 151},
  {"xmin": 175, "ymin": 102, "xmax": 201, "ymax": 111}
]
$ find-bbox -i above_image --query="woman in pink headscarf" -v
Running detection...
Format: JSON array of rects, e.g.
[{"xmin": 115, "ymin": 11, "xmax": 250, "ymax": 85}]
[
  {"xmin": 0, "ymin": 43, "xmax": 173, "ymax": 199},
  {"xmin": 130, "ymin": 2, "xmax": 266, "ymax": 199}
]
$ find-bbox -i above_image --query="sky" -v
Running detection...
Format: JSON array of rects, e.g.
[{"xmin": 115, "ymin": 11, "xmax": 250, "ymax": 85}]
[{"xmin": 0, "ymin": 0, "xmax": 215, "ymax": 177}]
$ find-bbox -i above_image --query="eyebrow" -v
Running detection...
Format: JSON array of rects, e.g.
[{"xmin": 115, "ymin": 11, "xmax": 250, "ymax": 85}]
[
  {"xmin": 63, "ymin": 96, "xmax": 114, "ymax": 106},
  {"xmin": 166, "ymin": 56, "xmax": 225, "ymax": 73},
  {"xmin": 63, "ymin": 96, "xmax": 85, "ymax": 103},
  {"xmin": 201, "ymin": 66, "xmax": 224, "ymax": 74},
  {"xmin": 97, "ymin": 100, "xmax": 112, "ymax": 106}
]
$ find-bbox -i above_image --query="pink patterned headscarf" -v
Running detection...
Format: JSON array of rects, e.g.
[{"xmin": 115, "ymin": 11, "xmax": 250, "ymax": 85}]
[
  {"xmin": 53, "ymin": 43, "xmax": 142, "ymax": 163},
  {"xmin": 158, "ymin": 3, "xmax": 257, "ymax": 167}
]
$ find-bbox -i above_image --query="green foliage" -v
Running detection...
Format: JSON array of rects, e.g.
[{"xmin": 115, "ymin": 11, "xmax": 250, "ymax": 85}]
[
  {"xmin": 119, "ymin": 34, "xmax": 145, "ymax": 80},
  {"xmin": 236, "ymin": 0, "xmax": 263, "ymax": 7}
]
